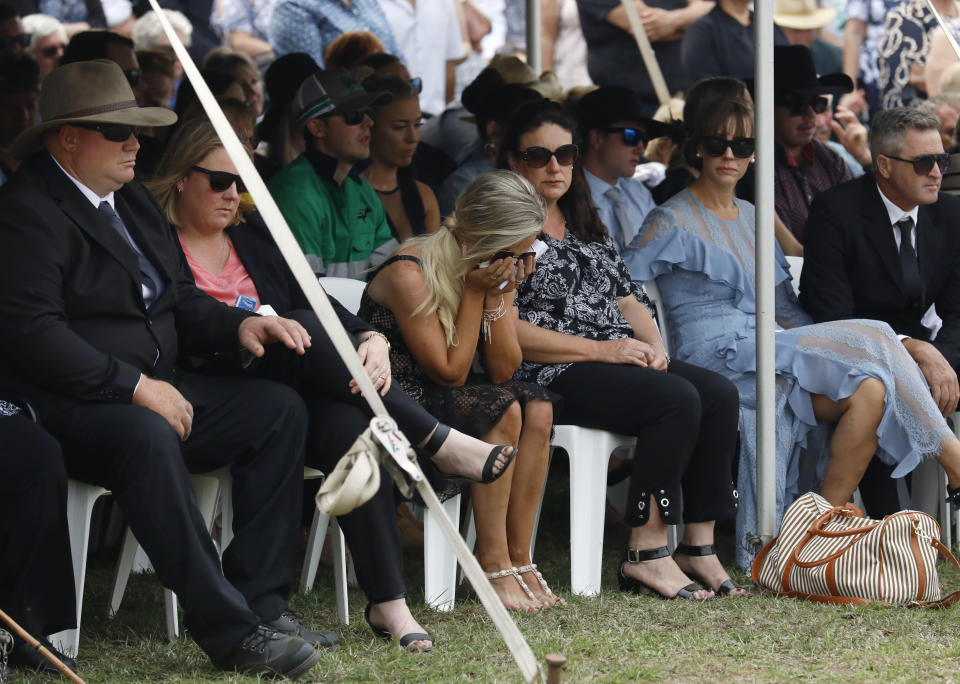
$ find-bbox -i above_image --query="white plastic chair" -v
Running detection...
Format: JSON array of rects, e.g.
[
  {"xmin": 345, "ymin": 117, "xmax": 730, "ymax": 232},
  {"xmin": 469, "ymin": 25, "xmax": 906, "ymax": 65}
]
[
  {"xmin": 317, "ymin": 274, "xmax": 463, "ymax": 610},
  {"xmin": 785, "ymin": 255, "xmax": 804, "ymax": 295},
  {"xmin": 319, "ymin": 276, "xmax": 366, "ymax": 313},
  {"xmin": 110, "ymin": 467, "xmax": 349, "ymax": 638},
  {"xmin": 48, "ymin": 480, "xmax": 110, "ymax": 658},
  {"xmin": 549, "ymin": 426, "xmax": 637, "ymax": 596}
]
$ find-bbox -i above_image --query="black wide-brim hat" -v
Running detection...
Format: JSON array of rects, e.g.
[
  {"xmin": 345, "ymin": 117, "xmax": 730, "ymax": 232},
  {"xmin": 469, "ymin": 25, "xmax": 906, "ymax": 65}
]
[
  {"xmin": 774, "ymin": 44, "xmax": 853, "ymax": 101},
  {"xmin": 577, "ymin": 86, "xmax": 676, "ymax": 140},
  {"xmin": 256, "ymin": 53, "xmax": 320, "ymax": 140}
]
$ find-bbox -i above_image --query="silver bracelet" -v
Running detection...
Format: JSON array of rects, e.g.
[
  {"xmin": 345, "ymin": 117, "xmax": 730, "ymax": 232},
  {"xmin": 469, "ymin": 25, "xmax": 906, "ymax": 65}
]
[{"xmin": 481, "ymin": 295, "xmax": 506, "ymax": 344}]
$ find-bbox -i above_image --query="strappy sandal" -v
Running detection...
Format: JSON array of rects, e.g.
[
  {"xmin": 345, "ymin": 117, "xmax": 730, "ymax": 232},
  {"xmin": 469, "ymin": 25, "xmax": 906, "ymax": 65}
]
[
  {"xmin": 515, "ymin": 563, "xmax": 566, "ymax": 605},
  {"xmin": 618, "ymin": 546, "xmax": 712, "ymax": 600},
  {"xmin": 422, "ymin": 424, "xmax": 517, "ymax": 484},
  {"xmin": 485, "ymin": 567, "xmax": 539, "ymax": 610},
  {"xmin": 946, "ymin": 485, "xmax": 960, "ymax": 511},
  {"xmin": 673, "ymin": 543, "xmax": 749, "ymax": 597}
]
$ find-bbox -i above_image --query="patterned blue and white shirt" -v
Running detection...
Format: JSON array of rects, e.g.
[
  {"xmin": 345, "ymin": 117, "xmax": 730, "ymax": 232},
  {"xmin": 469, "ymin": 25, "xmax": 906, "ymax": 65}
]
[{"xmin": 269, "ymin": 0, "xmax": 400, "ymax": 67}]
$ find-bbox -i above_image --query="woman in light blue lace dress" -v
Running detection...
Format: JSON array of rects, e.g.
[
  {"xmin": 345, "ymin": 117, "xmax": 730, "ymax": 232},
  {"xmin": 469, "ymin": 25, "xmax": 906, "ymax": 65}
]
[{"xmin": 624, "ymin": 88, "xmax": 960, "ymax": 568}]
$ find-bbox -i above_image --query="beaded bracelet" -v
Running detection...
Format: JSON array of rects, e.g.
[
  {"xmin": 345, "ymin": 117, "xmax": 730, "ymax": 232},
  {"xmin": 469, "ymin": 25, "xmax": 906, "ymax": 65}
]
[
  {"xmin": 361, "ymin": 330, "xmax": 391, "ymax": 351},
  {"xmin": 481, "ymin": 295, "xmax": 506, "ymax": 344}
]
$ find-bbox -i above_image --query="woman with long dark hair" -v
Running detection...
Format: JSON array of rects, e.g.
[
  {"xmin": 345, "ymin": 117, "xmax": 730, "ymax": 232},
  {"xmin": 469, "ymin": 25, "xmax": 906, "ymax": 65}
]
[{"xmin": 505, "ymin": 99, "xmax": 745, "ymax": 598}]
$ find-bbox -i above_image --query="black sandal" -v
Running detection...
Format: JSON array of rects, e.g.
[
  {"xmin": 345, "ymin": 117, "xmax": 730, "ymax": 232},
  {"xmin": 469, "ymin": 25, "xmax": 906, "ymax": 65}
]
[
  {"xmin": 364, "ymin": 602, "xmax": 434, "ymax": 653},
  {"xmin": 673, "ymin": 543, "xmax": 748, "ymax": 596},
  {"xmin": 422, "ymin": 423, "xmax": 517, "ymax": 484},
  {"xmin": 946, "ymin": 486, "xmax": 960, "ymax": 511},
  {"xmin": 618, "ymin": 547, "xmax": 711, "ymax": 600}
]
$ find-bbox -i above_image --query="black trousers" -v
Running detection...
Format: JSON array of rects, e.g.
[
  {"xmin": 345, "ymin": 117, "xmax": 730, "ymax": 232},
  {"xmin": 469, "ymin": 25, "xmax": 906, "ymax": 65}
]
[
  {"xmin": 547, "ymin": 360, "xmax": 740, "ymax": 527},
  {"xmin": 46, "ymin": 372, "xmax": 308, "ymax": 662},
  {"xmin": 0, "ymin": 416, "xmax": 76, "ymax": 638},
  {"xmin": 253, "ymin": 310, "xmax": 443, "ymax": 603}
]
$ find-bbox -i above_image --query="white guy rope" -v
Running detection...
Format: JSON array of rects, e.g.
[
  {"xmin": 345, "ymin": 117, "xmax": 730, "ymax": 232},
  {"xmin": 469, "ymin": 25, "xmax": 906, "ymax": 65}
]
[{"xmin": 144, "ymin": 2, "xmax": 542, "ymax": 679}]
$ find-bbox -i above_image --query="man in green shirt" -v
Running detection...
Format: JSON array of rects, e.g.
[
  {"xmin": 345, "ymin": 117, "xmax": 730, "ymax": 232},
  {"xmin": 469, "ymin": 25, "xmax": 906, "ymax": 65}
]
[{"xmin": 269, "ymin": 68, "xmax": 397, "ymax": 278}]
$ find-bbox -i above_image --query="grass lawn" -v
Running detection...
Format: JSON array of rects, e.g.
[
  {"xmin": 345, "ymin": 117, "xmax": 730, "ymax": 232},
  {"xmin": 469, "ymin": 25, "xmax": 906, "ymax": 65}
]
[{"xmin": 27, "ymin": 459, "xmax": 960, "ymax": 683}]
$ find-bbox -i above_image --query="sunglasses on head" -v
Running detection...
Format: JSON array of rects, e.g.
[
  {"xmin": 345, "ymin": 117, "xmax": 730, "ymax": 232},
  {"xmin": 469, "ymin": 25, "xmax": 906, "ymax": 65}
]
[
  {"xmin": 882, "ymin": 153, "xmax": 951, "ymax": 175},
  {"xmin": 73, "ymin": 122, "xmax": 136, "ymax": 142},
  {"xmin": 779, "ymin": 94, "xmax": 829, "ymax": 117},
  {"xmin": 0, "ymin": 33, "xmax": 30, "ymax": 49},
  {"xmin": 410, "ymin": 77, "xmax": 422, "ymax": 94},
  {"xmin": 334, "ymin": 107, "xmax": 373, "ymax": 126},
  {"xmin": 605, "ymin": 127, "xmax": 648, "ymax": 146},
  {"xmin": 519, "ymin": 144, "xmax": 579, "ymax": 168},
  {"xmin": 38, "ymin": 43, "xmax": 65, "ymax": 58},
  {"xmin": 192, "ymin": 166, "xmax": 245, "ymax": 192},
  {"xmin": 701, "ymin": 135, "xmax": 756, "ymax": 158}
]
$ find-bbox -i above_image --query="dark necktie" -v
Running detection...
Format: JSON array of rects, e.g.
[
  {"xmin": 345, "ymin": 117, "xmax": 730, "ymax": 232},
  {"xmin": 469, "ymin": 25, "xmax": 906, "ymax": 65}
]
[
  {"xmin": 98, "ymin": 201, "xmax": 165, "ymax": 308},
  {"xmin": 896, "ymin": 216, "xmax": 922, "ymax": 307},
  {"xmin": 604, "ymin": 186, "xmax": 631, "ymax": 251}
]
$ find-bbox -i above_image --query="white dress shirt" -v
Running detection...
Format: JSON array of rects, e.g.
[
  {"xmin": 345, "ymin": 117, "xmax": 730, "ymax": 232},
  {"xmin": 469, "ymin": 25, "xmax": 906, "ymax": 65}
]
[
  {"xmin": 875, "ymin": 183, "xmax": 941, "ymax": 338},
  {"xmin": 378, "ymin": 0, "xmax": 465, "ymax": 116}
]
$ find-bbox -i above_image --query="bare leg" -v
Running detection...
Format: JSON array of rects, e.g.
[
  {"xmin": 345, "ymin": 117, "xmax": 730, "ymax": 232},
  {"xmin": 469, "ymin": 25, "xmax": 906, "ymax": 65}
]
[
  {"xmin": 936, "ymin": 436, "xmax": 960, "ymax": 488},
  {"xmin": 674, "ymin": 521, "xmax": 748, "ymax": 597},
  {"xmin": 417, "ymin": 424, "xmax": 512, "ymax": 481},
  {"xmin": 366, "ymin": 598, "xmax": 432, "ymax": 652},
  {"xmin": 620, "ymin": 500, "xmax": 713, "ymax": 600},
  {"xmin": 505, "ymin": 400, "xmax": 563, "ymax": 606},
  {"xmin": 471, "ymin": 402, "xmax": 541, "ymax": 611},
  {"xmin": 812, "ymin": 377, "xmax": 886, "ymax": 505}
]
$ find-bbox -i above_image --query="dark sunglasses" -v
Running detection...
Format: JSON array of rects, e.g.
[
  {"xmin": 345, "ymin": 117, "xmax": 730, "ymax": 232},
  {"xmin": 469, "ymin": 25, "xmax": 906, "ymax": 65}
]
[
  {"xmin": 882, "ymin": 153, "xmax": 951, "ymax": 175},
  {"xmin": 123, "ymin": 68, "xmax": 141, "ymax": 88},
  {"xmin": 333, "ymin": 107, "xmax": 373, "ymax": 126},
  {"xmin": 519, "ymin": 144, "xmax": 579, "ymax": 168},
  {"xmin": 73, "ymin": 122, "xmax": 136, "ymax": 142},
  {"xmin": 779, "ymin": 94, "xmax": 829, "ymax": 117},
  {"xmin": 192, "ymin": 166, "xmax": 245, "ymax": 192},
  {"xmin": 702, "ymin": 135, "xmax": 756, "ymax": 158},
  {"xmin": 38, "ymin": 43, "xmax": 65, "ymax": 58},
  {"xmin": 491, "ymin": 249, "xmax": 536, "ymax": 263},
  {"xmin": 605, "ymin": 127, "xmax": 649, "ymax": 146},
  {"xmin": 0, "ymin": 33, "xmax": 30, "ymax": 49},
  {"xmin": 410, "ymin": 77, "xmax": 423, "ymax": 94}
]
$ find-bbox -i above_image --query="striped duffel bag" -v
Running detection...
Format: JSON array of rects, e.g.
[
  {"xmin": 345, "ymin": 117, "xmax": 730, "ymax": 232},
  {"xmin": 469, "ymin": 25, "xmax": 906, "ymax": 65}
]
[{"xmin": 751, "ymin": 491, "xmax": 960, "ymax": 606}]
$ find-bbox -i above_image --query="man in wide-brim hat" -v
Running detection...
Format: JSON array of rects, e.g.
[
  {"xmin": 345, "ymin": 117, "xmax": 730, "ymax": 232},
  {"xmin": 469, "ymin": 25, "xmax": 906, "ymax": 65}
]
[
  {"xmin": 0, "ymin": 59, "xmax": 336, "ymax": 678},
  {"xmin": 773, "ymin": 44, "xmax": 855, "ymax": 243}
]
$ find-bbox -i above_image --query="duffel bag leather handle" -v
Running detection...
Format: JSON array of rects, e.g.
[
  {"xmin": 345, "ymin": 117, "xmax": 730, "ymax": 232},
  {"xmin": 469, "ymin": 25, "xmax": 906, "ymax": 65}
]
[{"xmin": 808, "ymin": 505, "xmax": 882, "ymax": 537}]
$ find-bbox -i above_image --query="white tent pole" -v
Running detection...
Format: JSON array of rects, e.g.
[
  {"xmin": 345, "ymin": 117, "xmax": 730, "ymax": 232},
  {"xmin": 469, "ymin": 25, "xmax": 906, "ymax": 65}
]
[
  {"xmin": 754, "ymin": 0, "xmax": 777, "ymax": 541},
  {"xmin": 526, "ymin": 0, "xmax": 542, "ymax": 73}
]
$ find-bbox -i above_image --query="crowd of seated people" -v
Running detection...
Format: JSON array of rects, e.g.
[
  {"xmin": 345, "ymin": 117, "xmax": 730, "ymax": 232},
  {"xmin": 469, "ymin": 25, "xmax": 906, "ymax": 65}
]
[{"xmin": 7, "ymin": 0, "xmax": 960, "ymax": 678}]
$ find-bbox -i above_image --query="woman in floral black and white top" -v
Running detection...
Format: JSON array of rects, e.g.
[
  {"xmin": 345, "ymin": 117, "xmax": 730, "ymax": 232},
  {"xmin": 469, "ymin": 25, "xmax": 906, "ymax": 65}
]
[{"xmin": 506, "ymin": 98, "xmax": 746, "ymax": 599}]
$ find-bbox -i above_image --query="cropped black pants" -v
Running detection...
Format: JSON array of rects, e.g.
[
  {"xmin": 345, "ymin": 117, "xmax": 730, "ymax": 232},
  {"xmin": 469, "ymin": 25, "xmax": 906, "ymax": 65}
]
[{"xmin": 547, "ymin": 360, "xmax": 740, "ymax": 527}]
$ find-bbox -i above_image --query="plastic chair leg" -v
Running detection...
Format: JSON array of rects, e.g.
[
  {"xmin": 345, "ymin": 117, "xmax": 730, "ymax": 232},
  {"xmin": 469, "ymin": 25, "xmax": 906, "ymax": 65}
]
[
  {"xmin": 329, "ymin": 518, "xmax": 349, "ymax": 625},
  {"xmin": 299, "ymin": 508, "xmax": 331, "ymax": 594},
  {"xmin": 49, "ymin": 481, "xmax": 108, "ymax": 658},
  {"xmin": 424, "ymin": 494, "xmax": 460, "ymax": 611}
]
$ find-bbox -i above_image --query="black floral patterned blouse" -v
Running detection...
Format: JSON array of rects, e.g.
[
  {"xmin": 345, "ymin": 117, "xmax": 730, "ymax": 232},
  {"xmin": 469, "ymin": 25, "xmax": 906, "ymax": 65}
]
[{"xmin": 515, "ymin": 226, "xmax": 653, "ymax": 387}]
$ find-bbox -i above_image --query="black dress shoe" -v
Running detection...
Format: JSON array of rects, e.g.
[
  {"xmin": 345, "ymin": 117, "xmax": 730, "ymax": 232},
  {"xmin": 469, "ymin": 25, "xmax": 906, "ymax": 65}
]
[
  {"xmin": 212, "ymin": 625, "xmax": 322, "ymax": 679},
  {"xmin": 8, "ymin": 637, "xmax": 77, "ymax": 676},
  {"xmin": 264, "ymin": 611, "xmax": 339, "ymax": 650}
]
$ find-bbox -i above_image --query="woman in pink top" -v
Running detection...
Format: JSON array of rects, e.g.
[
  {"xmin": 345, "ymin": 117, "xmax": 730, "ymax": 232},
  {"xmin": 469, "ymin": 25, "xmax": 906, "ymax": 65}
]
[{"xmin": 148, "ymin": 116, "xmax": 520, "ymax": 652}]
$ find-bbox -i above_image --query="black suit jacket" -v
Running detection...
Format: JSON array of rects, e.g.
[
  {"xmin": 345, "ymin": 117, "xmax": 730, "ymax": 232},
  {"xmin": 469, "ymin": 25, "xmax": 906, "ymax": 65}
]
[
  {"xmin": 800, "ymin": 174, "xmax": 960, "ymax": 370},
  {"xmin": 225, "ymin": 214, "xmax": 373, "ymax": 334},
  {"xmin": 0, "ymin": 152, "xmax": 254, "ymax": 416}
]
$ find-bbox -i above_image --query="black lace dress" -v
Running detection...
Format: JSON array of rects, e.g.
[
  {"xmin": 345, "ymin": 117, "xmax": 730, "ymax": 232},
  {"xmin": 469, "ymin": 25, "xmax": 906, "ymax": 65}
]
[{"xmin": 359, "ymin": 255, "xmax": 558, "ymax": 437}]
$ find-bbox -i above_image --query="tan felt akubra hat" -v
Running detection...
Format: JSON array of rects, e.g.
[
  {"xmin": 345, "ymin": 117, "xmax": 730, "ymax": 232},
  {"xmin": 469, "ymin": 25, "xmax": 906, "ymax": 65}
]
[{"xmin": 12, "ymin": 59, "xmax": 178, "ymax": 159}]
